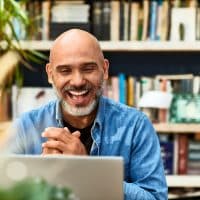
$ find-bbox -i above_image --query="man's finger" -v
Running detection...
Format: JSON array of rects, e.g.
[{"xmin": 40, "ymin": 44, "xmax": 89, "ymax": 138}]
[
  {"xmin": 41, "ymin": 127, "xmax": 72, "ymax": 142},
  {"xmin": 42, "ymin": 140, "xmax": 66, "ymax": 152},
  {"xmin": 72, "ymin": 131, "xmax": 81, "ymax": 138},
  {"xmin": 41, "ymin": 147, "xmax": 61, "ymax": 155}
]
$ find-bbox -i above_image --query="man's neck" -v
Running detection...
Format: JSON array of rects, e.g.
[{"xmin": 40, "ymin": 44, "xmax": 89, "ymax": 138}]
[{"xmin": 62, "ymin": 108, "xmax": 97, "ymax": 129}]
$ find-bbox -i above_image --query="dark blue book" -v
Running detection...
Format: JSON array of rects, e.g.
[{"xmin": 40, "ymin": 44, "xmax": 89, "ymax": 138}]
[{"xmin": 160, "ymin": 141, "xmax": 174, "ymax": 174}]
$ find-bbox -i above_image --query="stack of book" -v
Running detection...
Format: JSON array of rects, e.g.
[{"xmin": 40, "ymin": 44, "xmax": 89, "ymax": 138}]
[{"xmin": 50, "ymin": 1, "xmax": 90, "ymax": 39}]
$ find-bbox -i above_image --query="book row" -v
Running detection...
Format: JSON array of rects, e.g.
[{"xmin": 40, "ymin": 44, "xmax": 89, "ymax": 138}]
[
  {"xmin": 14, "ymin": 0, "xmax": 200, "ymax": 41},
  {"xmin": 159, "ymin": 133, "xmax": 200, "ymax": 175},
  {"xmin": 8, "ymin": 74, "xmax": 200, "ymax": 123}
]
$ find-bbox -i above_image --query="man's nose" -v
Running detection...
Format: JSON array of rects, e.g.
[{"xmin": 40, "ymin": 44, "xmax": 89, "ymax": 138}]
[{"xmin": 70, "ymin": 71, "xmax": 85, "ymax": 86}]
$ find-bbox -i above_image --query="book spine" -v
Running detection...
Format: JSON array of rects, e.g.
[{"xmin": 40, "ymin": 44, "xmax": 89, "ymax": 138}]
[
  {"xmin": 101, "ymin": 1, "xmax": 111, "ymax": 40},
  {"xmin": 149, "ymin": 0, "xmax": 158, "ymax": 40},
  {"xmin": 110, "ymin": 1, "xmax": 120, "ymax": 41},
  {"xmin": 92, "ymin": 1, "xmax": 103, "ymax": 40},
  {"xmin": 178, "ymin": 134, "xmax": 188, "ymax": 174},
  {"xmin": 119, "ymin": 73, "xmax": 127, "ymax": 104}
]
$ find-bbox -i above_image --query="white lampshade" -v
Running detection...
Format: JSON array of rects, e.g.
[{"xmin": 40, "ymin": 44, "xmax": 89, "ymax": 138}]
[{"xmin": 138, "ymin": 90, "xmax": 173, "ymax": 109}]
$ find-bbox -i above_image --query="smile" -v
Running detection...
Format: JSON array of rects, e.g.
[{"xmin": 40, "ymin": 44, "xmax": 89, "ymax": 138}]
[
  {"xmin": 65, "ymin": 89, "xmax": 92, "ymax": 106},
  {"xmin": 68, "ymin": 90, "xmax": 89, "ymax": 96}
]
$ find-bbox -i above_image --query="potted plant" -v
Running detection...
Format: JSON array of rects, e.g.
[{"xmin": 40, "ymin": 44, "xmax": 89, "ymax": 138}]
[{"xmin": 0, "ymin": 0, "xmax": 45, "ymax": 121}]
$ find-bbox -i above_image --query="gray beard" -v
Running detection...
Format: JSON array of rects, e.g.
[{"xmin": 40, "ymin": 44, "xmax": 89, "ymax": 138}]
[
  {"xmin": 52, "ymin": 82, "xmax": 103, "ymax": 117},
  {"xmin": 61, "ymin": 98, "xmax": 98, "ymax": 116}
]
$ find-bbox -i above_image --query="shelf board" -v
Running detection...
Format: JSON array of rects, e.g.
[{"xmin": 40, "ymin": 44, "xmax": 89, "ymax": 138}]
[
  {"xmin": 153, "ymin": 123, "xmax": 200, "ymax": 133},
  {"xmin": 167, "ymin": 175, "xmax": 200, "ymax": 187},
  {"xmin": 20, "ymin": 40, "xmax": 200, "ymax": 51}
]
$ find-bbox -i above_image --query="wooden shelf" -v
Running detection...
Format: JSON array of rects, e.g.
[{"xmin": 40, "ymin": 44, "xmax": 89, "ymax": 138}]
[
  {"xmin": 20, "ymin": 40, "xmax": 200, "ymax": 51},
  {"xmin": 167, "ymin": 175, "xmax": 200, "ymax": 187},
  {"xmin": 153, "ymin": 123, "xmax": 200, "ymax": 133}
]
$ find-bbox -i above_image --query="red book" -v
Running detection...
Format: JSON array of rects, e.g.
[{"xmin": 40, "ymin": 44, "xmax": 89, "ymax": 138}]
[{"xmin": 178, "ymin": 134, "xmax": 188, "ymax": 174}]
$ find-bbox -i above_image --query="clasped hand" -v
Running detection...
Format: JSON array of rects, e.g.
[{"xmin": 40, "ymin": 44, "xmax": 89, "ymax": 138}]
[{"xmin": 41, "ymin": 127, "xmax": 87, "ymax": 155}]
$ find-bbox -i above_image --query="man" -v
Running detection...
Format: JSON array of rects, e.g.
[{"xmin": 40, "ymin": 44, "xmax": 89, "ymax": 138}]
[{"xmin": 3, "ymin": 29, "xmax": 167, "ymax": 199}]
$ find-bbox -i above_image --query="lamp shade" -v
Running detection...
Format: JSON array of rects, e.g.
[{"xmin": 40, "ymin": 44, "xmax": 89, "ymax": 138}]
[{"xmin": 138, "ymin": 90, "xmax": 173, "ymax": 109}]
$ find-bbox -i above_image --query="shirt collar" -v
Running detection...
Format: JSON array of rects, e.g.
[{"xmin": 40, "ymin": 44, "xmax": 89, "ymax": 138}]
[
  {"xmin": 93, "ymin": 96, "xmax": 106, "ymax": 130},
  {"xmin": 56, "ymin": 100, "xmax": 64, "ymax": 127}
]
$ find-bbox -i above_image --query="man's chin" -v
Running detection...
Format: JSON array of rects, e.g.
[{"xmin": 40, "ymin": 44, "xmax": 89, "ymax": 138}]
[{"xmin": 61, "ymin": 99, "xmax": 98, "ymax": 117}]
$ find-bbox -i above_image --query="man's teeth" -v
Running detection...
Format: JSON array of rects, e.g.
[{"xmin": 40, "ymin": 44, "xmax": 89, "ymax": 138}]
[{"xmin": 69, "ymin": 90, "xmax": 88, "ymax": 96}]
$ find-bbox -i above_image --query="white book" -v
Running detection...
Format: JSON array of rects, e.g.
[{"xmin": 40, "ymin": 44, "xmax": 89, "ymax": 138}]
[
  {"xmin": 130, "ymin": 2, "xmax": 139, "ymax": 41},
  {"xmin": 170, "ymin": 7, "xmax": 196, "ymax": 41}
]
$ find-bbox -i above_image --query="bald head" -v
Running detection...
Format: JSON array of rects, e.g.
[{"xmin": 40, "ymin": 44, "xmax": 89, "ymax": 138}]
[{"xmin": 49, "ymin": 29, "xmax": 104, "ymax": 65}]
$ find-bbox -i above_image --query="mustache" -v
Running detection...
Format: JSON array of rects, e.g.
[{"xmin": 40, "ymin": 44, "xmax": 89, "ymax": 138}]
[{"xmin": 63, "ymin": 84, "xmax": 93, "ymax": 92}]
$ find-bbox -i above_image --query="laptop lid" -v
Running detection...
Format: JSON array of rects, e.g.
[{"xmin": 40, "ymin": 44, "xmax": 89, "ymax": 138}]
[{"xmin": 0, "ymin": 155, "xmax": 123, "ymax": 200}]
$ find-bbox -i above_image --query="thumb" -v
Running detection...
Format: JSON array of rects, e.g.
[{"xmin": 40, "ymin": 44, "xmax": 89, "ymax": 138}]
[{"xmin": 72, "ymin": 131, "xmax": 81, "ymax": 138}]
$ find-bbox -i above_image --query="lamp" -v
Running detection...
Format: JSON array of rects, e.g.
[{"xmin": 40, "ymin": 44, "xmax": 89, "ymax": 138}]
[
  {"xmin": 138, "ymin": 90, "xmax": 173, "ymax": 123},
  {"xmin": 138, "ymin": 90, "xmax": 173, "ymax": 109}
]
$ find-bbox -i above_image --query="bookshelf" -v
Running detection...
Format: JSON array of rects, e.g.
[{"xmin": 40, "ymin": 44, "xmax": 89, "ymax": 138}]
[
  {"xmin": 154, "ymin": 123, "xmax": 200, "ymax": 133},
  {"xmin": 20, "ymin": 40, "xmax": 200, "ymax": 51},
  {"xmin": 10, "ymin": 40, "xmax": 200, "ymax": 190},
  {"xmin": 2, "ymin": 1, "xmax": 200, "ymax": 197},
  {"xmin": 167, "ymin": 175, "xmax": 200, "ymax": 187}
]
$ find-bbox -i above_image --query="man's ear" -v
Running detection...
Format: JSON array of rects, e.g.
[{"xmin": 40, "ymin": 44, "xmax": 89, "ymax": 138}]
[
  {"xmin": 46, "ymin": 63, "xmax": 53, "ymax": 84},
  {"xmin": 103, "ymin": 59, "xmax": 109, "ymax": 80}
]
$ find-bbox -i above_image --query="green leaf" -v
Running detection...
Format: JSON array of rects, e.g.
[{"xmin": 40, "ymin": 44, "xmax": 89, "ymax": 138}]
[{"xmin": 0, "ymin": 177, "xmax": 73, "ymax": 200}]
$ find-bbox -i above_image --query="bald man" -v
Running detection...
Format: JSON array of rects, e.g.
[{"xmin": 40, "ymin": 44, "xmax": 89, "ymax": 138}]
[{"xmin": 3, "ymin": 29, "xmax": 167, "ymax": 199}]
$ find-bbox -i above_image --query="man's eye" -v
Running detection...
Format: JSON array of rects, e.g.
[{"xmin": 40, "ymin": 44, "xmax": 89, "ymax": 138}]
[
  {"xmin": 60, "ymin": 69, "xmax": 71, "ymax": 74},
  {"xmin": 82, "ymin": 67, "xmax": 95, "ymax": 72}
]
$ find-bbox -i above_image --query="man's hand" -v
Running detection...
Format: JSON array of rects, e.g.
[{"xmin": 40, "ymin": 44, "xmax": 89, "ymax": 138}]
[{"xmin": 41, "ymin": 127, "xmax": 87, "ymax": 155}]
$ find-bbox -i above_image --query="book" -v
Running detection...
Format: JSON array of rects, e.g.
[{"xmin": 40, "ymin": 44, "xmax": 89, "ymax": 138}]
[
  {"xmin": 159, "ymin": 134, "xmax": 174, "ymax": 174},
  {"xmin": 158, "ymin": 79, "xmax": 168, "ymax": 123},
  {"xmin": 122, "ymin": 1, "xmax": 129, "ymax": 41},
  {"xmin": 101, "ymin": 1, "xmax": 111, "ymax": 41},
  {"xmin": 92, "ymin": 1, "xmax": 102, "ymax": 40},
  {"xmin": 50, "ymin": 22, "xmax": 90, "ymax": 40},
  {"xmin": 110, "ymin": 0, "xmax": 120, "ymax": 41},
  {"xmin": 127, "ymin": 76, "xmax": 135, "ymax": 107},
  {"xmin": 111, "ymin": 76, "xmax": 119, "ymax": 102},
  {"xmin": 51, "ymin": 2, "xmax": 89, "ymax": 23},
  {"xmin": 118, "ymin": 73, "xmax": 127, "ymax": 104},
  {"xmin": 177, "ymin": 134, "xmax": 188, "ymax": 174},
  {"xmin": 170, "ymin": 7, "xmax": 196, "ymax": 41},
  {"xmin": 160, "ymin": 141, "xmax": 174, "ymax": 174},
  {"xmin": 142, "ymin": 0, "xmax": 149, "ymax": 41},
  {"xmin": 149, "ymin": 0, "xmax": 158, "ymax": 40},
  {"xmin": 130, "ymin": 1, "xmax": 140, "ymax": 41}
]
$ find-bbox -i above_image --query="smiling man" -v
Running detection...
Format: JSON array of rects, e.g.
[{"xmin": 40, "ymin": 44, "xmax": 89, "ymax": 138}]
[{"xmin": 2, "ymin": 29, "xmax": 167, "ymax": 199}]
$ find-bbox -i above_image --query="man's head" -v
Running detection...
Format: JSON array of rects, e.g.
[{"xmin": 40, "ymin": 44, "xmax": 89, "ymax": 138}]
[{"xmin": 46, "ymin": 29, "xmax": 109, "ymax": 117}]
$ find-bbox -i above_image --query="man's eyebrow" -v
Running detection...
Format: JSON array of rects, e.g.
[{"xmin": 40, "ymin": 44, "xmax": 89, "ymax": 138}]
[
  {"xmin": 81, "ymin": 62, "xmax": 98, "ymax": 66},
  {"xmin": 55, "ymin": 62, "xmax": 98, "ymax": 69},
  {"xmin": 55, "ymin": 64, "xmax": 71, "ymax": 69}
]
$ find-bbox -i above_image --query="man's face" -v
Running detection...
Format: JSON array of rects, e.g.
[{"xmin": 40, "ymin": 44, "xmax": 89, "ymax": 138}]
[{"xmin": 46, "ymin": 44, "xmax": 108, "ymax": 116}]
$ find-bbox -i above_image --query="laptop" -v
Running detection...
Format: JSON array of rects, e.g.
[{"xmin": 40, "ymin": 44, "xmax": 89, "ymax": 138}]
[{"xmin": 0, "ymin": 155, "xmax": 123, "ymax": 200}]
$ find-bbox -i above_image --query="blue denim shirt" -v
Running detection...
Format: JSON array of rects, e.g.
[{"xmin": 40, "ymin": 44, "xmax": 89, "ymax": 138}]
[{"xmin": 7, "ymin": 96, "xmax": 167, "ymax": 199}]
